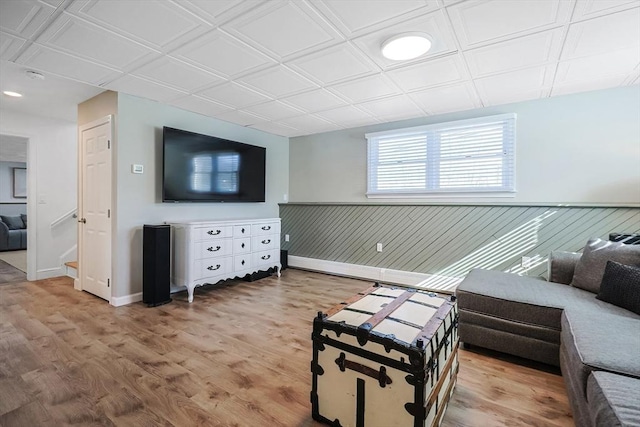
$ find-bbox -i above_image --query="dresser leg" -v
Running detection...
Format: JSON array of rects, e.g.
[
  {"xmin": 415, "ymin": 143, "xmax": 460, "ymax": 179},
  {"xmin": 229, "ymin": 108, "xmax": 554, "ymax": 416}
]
[
  {"xmin": 277, "ymin": 266, "xmax": 281, "ymax": 277},
  {"xmin": 188, "ymin": 286, "xmax": 194, "ymax": 303}
]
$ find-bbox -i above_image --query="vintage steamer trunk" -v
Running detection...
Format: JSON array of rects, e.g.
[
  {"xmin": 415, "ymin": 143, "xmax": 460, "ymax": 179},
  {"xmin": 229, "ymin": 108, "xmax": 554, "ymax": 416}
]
[{"xmin": 311, "ymin": 284, "xmax": 459, "ymax": 427}]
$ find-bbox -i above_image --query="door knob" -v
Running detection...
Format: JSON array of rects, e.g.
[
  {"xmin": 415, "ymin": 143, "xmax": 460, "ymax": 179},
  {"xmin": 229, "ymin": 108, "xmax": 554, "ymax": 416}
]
[{"xmin": 78, "ymin": 218, "xmax": 86, "ymax": 224}]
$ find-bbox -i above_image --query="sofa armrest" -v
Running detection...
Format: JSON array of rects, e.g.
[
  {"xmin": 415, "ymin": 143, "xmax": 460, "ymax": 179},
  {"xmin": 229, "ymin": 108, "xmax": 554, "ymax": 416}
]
[
  {"xmin": 548, "ymin": 251, "xmax": 581, "ymax": 285},
  {"xmin": 0, "ymin": 221, "xmax": 9, "ymax": 250}
]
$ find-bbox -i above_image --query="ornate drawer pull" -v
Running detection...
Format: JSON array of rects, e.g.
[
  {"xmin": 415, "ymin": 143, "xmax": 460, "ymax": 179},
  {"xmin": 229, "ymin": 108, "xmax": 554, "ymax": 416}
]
[
  {"xmin": 261, "ymin": 255, "xmax": 271, "ymax": 260},
  {"xmin": 207, "ymin": 229, "xmax": 221, "ymax": 236},
  {"xmin": 207, "ymin": 246, "xmax": 221, "ymax": 252},
  {"xmin": 207, "ymin": 264, "xmax": 221, "ymax": 271},
  {"xmin": 261, "ymin": 239, "xmax": 271, "ymax": 245},
  {"xmin": 241, "ymin": 227, "xmax": 245, "ymax": 233},
  {"xmin": 261, "ymin": 226, "xmax": 271, "ymax": 231},
  {"xmin": 241, "ymin": 243, "xmax": 245, "ymax": 248}
]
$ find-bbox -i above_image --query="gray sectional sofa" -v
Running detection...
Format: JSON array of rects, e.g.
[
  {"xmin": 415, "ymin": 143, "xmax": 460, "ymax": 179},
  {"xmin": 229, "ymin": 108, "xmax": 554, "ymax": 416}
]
[
  {"xmin": 456, "ymin": 238, "xmax": 640, "ymax": 427},
  {"xmin": 0, "ymin": 214, "xmax": 27, "ymax": 251}
]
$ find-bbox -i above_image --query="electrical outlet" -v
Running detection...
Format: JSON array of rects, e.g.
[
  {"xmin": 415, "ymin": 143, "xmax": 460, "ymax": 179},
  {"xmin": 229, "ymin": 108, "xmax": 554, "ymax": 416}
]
[
  {"xmin": 285, "ymin": 234, "xmax": 290, "ymax": 242},
  {"xmin": 376, "ymin": 243, "xmax": 383, "ymax": 252}
]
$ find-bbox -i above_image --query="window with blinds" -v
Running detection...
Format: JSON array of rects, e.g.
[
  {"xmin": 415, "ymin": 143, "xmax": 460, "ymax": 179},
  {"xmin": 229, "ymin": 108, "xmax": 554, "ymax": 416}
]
[{"xmin": 366, "ymin": 114, "xmax": 516, "ymax": 196}]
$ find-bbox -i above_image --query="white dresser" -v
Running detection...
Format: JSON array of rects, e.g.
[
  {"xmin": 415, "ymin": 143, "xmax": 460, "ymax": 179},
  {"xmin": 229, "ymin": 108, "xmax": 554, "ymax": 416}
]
[{"xmin": 171, "ymin": 218, "xmax": 281, "ymax": 302}]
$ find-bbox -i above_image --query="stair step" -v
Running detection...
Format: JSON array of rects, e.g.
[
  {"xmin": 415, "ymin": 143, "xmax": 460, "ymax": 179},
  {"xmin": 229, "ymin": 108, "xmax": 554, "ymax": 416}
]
[{"xmin": 65, "ymin": 261, "xmax": 78, "ymax": 279}]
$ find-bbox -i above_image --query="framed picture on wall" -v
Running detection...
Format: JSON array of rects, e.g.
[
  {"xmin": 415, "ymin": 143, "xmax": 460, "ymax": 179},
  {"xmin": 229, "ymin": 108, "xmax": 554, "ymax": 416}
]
[{"xmin": 13, "ymin": 168, "xmax": 26, "ymax": 198}]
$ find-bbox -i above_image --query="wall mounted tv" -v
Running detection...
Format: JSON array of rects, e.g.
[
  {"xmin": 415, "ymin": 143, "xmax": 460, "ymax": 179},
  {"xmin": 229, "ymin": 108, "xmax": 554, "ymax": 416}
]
[{"xmin": 162, "ymin": 127, "xmax": 266, "ymax": 203}]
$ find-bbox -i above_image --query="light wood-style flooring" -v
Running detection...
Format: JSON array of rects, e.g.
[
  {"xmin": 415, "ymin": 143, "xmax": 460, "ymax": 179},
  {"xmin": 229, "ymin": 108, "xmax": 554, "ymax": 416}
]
[{"xmin": 0, "ymin": 269, "xmax": 573, "ymax": 426}]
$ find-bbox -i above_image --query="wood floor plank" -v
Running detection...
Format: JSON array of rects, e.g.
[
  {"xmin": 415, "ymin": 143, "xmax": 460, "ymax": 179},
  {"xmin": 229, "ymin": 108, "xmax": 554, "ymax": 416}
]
[{"xmin": 0, "ymin": 270, "xmax": 574, "ymax": 426}]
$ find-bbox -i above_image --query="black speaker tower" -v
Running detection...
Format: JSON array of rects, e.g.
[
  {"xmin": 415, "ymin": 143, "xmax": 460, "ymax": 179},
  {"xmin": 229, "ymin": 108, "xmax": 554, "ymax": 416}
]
[{"xmin": 143, "ymin": 224, "xmax": 172, "ymax": 307}]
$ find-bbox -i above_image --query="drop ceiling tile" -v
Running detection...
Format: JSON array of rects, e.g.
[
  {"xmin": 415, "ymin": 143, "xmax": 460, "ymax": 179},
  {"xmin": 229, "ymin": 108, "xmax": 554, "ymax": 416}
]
[
  {"xmin": 174, "ymin": 30, "xmax": 275, "ymax": 78},
  {"xmin": 38, "ymin": 14, "xmax": 157, "ymax": 71},
  {"xmin": 572, "ymin": 0, "xmax": 639, "ymax": 21},
  {"xmin": 551, "ymin": 76, "xmax": 628, "ymax": 97},
  {"xmin": 16, "ymin": 43, "xmax": 121, "ymax": 85},
  {"xmin": 447, "ymin": 0, "xmax": 573, "ymax": 49},
  {"xmin": 386, "ymin": 54, "xmax": 466, "ymax": 92},
  {"xmin": 133, "ymin": 56, "xmax": 224, "ymax": 92},
  {"xmin": 242, "ymin": 101, "xmax": 304, "ymax": 121},
  {"xmin": 236, "ymin": 65, "xmax": 318, "ymax": 98},
  {"xmin": 0, "ymin": 0, "xmax": 56, "ymax": 38},
  {"xmin": 170, "ymin": 95, "xmax": 233, "ymax": 117},
  {"xmin": 66, "ymin": 0, "xmax": 209, "ymax": 51},
  {"xmin": 288, "ymin": 43, "xmax": 379, "ymax": 86},
  {"xmin": 278, "ymin": 113, "xmax": 337, "ymax": 134},
  {"xmin": 106, "ymin": 75, "xmax": 188, "ymax": 103},
  {"xmin": 197, "ymin": 82, "xmax": 270, "ymax": 108},
  {"xmin": 214, "ymin": 109, "xmax": 265, "ymax": 126},
  {"xmin": 310, "ymin": 0, "xmax": 435, "ymax": 36},
  {"xmin": 555, "ymin": 47, "xmax": 640, "ymax": 84},
  {"xmin": 249, "ymin": 120, "xmax": 299, "ymax": 137},
  {"xmin": 281, "ymin": 88, "xmax": 347, "ymax": 113},
  {"xmin": 223, "ymin": 0, "xmax": 343, "ymax": 61},
  {"xmin": 351, "ymin": 10, "xmax": 457, "ymax": 69},
  {"xmin": 474, "ymin": 65, "xmax": 555, "ymax": 104},
  {"xmin": 174, "ymin": 0, "xmax": 265, "ymax": 25},
  {"xmin": 327, "ymin": 74, "xmax": 402, "ymax": 103},
  {"xmin": 408, "ymin": 82, "xmax": 481, "ymax": 115},
  {"xmin": 357, "ymin": 94, "xmax": 424, "ymax": 121},
  {"xmin": 562, "ymin": 8, "xmax": 640, "ymax": 60},
  {"xmin": 315, "ymin": 105, "xmax": 377, "ymax": 127},
  {"xmin": 464, "ymin": 29, "xmax": 563, "ymax": 78},
  {"xmin": 0, "ymin": 31, "xmax": 26, "ymax": 61}
]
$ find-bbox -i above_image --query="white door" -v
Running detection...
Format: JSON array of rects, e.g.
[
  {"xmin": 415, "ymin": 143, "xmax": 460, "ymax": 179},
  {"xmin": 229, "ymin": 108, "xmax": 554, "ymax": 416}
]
[{"xmin": 79, "ymin": 117, "xmax": 112, "ymax": 301}]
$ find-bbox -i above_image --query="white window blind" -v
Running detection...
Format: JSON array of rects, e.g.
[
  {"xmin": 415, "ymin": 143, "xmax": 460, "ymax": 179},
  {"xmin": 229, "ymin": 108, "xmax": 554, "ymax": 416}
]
[{"xmin": 366, "ymin": 114, "xmax": 516, "ymax": 196}]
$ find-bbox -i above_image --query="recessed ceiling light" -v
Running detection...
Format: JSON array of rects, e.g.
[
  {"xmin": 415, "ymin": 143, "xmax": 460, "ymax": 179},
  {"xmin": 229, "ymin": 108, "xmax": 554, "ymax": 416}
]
[
  {"xmin": 3, "ymin": 91, "xmax": 23, "ymax": 97},
  {"xmin": 381, "ymin": 33, "xmax": 432, "ymax": 61}
]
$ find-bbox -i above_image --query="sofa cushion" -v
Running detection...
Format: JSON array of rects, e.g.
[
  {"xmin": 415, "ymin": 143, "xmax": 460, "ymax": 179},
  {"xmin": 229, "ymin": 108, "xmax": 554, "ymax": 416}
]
[
  {"xmin": 20, "ymin": 213, "xmax": 27, "ymax": 228},
  {"xmin": 561, "ymin": 308, "xmax": 640, "ymax": 401},
  {"xmin": 597, "ymin": 261, "xmax": 640, "ymax": 316},
  {"xmin": 571, "ymin": 238, "xmax": 640, "ymax": 293},
  {"xmin": 587, "ymin": 371, "xmax": 640, "ymax": 427},
  {"xmin": 0, "ymin": 215, "xmax": 24, "ymax": 230}
]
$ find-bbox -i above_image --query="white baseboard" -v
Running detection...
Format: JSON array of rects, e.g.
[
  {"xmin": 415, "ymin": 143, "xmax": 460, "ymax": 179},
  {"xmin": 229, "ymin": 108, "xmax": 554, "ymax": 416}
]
[
  {"xmin": 288, "ymin": 256, "xmax": 433, "ymax": 287},
  {"xmin": 36, "ymin": 267, "xmax": 64, "ymax": 280},
  {"xmin": 110, "ymin": 292, "xmax": 142, "ymax": 307}
]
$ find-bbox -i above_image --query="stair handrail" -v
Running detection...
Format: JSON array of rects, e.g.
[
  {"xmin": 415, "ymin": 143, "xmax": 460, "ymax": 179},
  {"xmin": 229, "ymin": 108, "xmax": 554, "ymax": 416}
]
[{"xmin": 51, "ymin": 208, "xmax": 78, "ymax": 229}]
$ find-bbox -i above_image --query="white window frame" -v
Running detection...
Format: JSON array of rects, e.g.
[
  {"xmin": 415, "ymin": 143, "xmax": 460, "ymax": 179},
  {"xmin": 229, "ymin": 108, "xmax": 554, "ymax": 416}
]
[{"xmin": 366, "ymin": 114, "xmax": 516, "ymax": 198}]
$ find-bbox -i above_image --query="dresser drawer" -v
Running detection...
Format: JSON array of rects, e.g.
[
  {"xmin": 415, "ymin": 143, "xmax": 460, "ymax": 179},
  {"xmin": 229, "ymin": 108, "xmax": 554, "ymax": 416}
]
[
  {"xmin": 233, "ymin": 224, "xmax": 251, "ymax": 237},
  {"xmin": 195, "ymin": 239, "xmax": 233, "ymax": 259},
  {"xmin": 252, "ymin": 235, "xmax": 278, "ymax": 251},
  {"xmin": 234, "ymin": 254, "xmax": 252, "ymax": 271},
  {"xmin": 252, "ymin": 222, "xmax": 280, "ymax": 236},
  {"xmin": 198, "ymin": 226, "xmax": 232, "ymax": 240},
  {"xmin": 253, "ymin": 249, "xmax": 278, "ymax": 267},
  {"xmin": 233, "ymin": 237, "xmax": 251, "ymax": 254},
  {"xmin": 195, "ymin": 257, "xmax": 232, "ymax": 279}
]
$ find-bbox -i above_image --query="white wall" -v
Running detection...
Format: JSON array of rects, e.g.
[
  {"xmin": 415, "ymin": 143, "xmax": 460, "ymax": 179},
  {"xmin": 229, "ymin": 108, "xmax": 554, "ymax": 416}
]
[
  {"xmin": 113, "ymin": 94, "xmax": 289, "ymax": 299},
  {"xmin": 290, "ymin": 85, "xmax": 640, "ymax": 206},
  {"xmin": 0, "ymin": 109, "xmax": 78, "ymax": 279}
]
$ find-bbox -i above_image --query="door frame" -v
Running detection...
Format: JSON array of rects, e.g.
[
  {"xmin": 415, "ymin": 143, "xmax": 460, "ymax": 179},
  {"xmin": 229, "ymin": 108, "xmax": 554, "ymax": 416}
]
[{"xmin": 77, "ymin": 115, "xmax": 114, "ymax": 303}]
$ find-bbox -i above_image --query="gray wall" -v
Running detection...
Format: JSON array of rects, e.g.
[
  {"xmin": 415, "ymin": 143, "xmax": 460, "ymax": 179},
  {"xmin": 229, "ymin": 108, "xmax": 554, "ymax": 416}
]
[
  {"xmin": 289, "ymin": 85, "xmax": 640, "ymax": 205},
  {"xmin": 114, "ymin": 94, "xmax": 289, "ymax": 298},
  {"xmin": 283, "ymin": 86, "xmax": 640, "ymax": 287},
  {"xmin": 0, "ymin": 161, "xmax": 26, "ymax": 202}
]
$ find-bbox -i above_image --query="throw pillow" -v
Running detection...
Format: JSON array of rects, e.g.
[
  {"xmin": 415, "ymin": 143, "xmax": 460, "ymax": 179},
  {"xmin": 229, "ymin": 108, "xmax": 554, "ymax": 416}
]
[
  {"xmin": 571, "ymin": 238, "xmax": 640, "ymax": 293},
  {"xmin": 0, "ymin": 215, "xmax": 25, "ymax": 230},
  {"xmin": 596, "ymin": 261, "xmax": 640, "ymax": 315},
  {"xmin": 20, "ymin": 214, "xmax": 27, "ymax": 228}
]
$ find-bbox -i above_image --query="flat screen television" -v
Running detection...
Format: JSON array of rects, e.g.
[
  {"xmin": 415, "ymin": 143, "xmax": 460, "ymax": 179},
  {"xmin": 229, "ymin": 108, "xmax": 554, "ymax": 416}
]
[{"xmin": 162, "ymin": 127, "xmax": 266, "ymax": 203}]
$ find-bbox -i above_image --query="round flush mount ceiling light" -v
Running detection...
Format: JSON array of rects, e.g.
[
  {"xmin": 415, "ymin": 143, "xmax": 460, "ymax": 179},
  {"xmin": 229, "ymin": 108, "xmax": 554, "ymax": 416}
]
[
  {"xmin": 381, "ymin": 33, "xmax": 432, "ymax": 61},
  {"xmin": 3, "ymin": 91, "xmax": 23, "ymax": 97}
]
